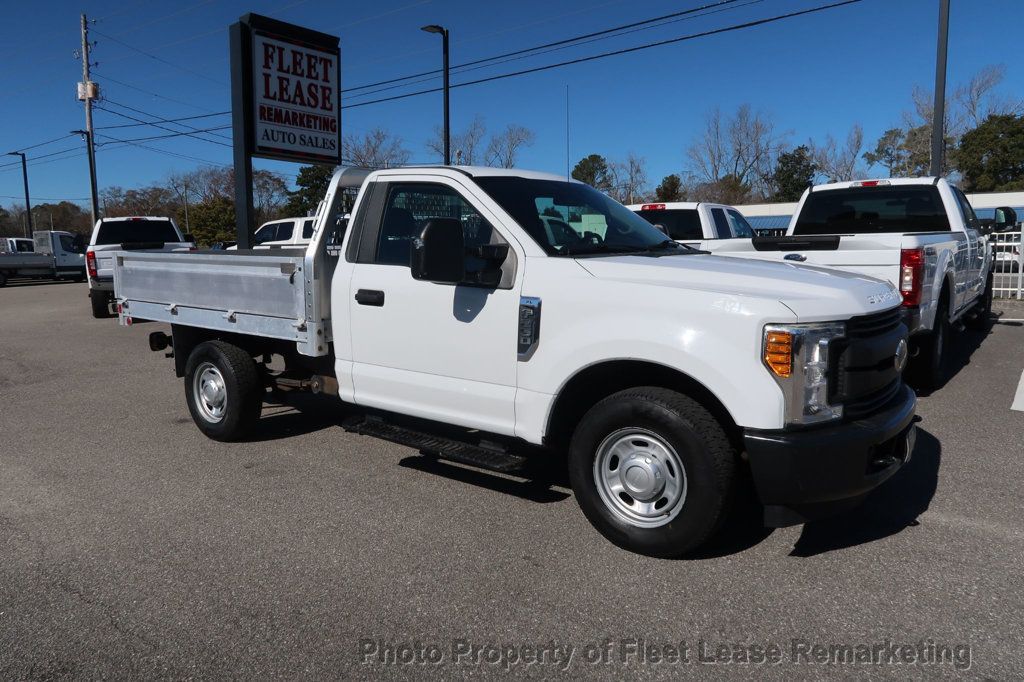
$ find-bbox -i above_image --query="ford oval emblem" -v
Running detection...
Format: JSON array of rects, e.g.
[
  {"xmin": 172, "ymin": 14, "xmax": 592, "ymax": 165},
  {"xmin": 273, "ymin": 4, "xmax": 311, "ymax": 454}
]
[
  {"xmin": 784, "ymin": 253, "xmax": 807, "ymax": 262},
  {"xmin": 894, "ymin": 339, "xmax": 909, "ymax": 373}
]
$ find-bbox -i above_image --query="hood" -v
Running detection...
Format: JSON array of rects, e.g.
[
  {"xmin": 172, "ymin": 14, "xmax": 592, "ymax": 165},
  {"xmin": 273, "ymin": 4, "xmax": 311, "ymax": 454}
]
[{"xmin": 575, "ymin": 253, "xmax": 901, "ymax": 321}]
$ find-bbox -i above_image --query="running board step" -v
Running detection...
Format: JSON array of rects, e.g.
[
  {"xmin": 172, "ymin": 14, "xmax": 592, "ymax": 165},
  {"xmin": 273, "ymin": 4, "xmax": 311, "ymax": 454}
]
[{"xmin": 344, "ymin": 418, "xmax": 526, "ymax": 473}]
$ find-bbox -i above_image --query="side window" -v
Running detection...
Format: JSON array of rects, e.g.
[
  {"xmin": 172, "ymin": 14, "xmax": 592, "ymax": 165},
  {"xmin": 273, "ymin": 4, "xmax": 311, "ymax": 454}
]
[
  {"xmin": 59, "ymin": 235, "xmax": 77, "ymax": 253},
  {"xmin": 711, "ymin": 208, "xmax": 731, "ymax": 239},
  {"xmin": 253, "ymin": 224, "xmax": 277, "ymax": 245},
  {"xmin": 302, "ymin": 219, "xmax": 315, "ymax": 240},
  {"xmin": 18, "ymin": 239, "xmax": 35, "ymax": 252},
  {"xmin": 726, "ymin": 210, "xmax": 755, "ymax": 238},
  {"xmin": 276, "ymin": 221, "xmax": 295, "ymax": 241},
  {"xmin": 952, "ymin": 188, "xmax": 979, "ymax": 230},
  {"xmin": 375, "ymin": 183, "xmax": 500, "ymax": 269}
]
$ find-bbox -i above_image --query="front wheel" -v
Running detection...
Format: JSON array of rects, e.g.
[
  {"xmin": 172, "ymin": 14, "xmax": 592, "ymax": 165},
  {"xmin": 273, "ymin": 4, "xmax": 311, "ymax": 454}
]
[
  {"xmin": 568, "ymin": 387, "xmax": 737, "ymax": 558},
  {"xmin": 184, "ymin": 340, "xmax": 263, "ymax": 441}
]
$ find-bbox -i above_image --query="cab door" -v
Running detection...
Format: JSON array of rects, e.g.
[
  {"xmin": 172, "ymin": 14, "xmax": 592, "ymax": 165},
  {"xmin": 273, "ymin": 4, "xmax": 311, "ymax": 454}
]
[{"xmin": 345, "ymin": 177, "xmax": 523, "ymax": 436}]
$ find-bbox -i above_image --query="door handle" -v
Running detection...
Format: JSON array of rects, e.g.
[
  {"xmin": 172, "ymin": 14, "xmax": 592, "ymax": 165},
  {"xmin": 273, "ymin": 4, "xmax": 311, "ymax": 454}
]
[{"xmin": 355, "ymin": 289, "xmax": 385, "ymax": 306}]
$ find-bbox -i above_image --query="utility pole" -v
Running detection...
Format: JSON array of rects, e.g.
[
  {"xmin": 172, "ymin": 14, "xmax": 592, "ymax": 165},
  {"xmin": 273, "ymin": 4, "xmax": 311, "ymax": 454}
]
[
  {"xmin": 930, "ymin": 0, "xmax": 950, "ymax": 177},
  {"xmin": 79, "ymin": 13, "xmax": 100, "ymax": 226},
  {"xmin": 421, "ymin": 25, "xmax": 450, "ymax": 164},
  {"xmin": 5, "ymin": 152, "xmax": 32, "ymax": 237}
]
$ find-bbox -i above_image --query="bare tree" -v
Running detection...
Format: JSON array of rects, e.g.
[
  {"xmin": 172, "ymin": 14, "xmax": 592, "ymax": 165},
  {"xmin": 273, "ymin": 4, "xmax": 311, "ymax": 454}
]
[
  {"xmin": 608, "ymin": 153, "xmax": 649, "ymax": 204},
  {"xmin": 485, "ymin": 124, "xmax": 536, "ymax": 168},
  {"xmin": 427, "ymin": 115, "xmax": 487, "ymax": 165},
  {"xmin": 344, "ymin": 128, "xmax": 411, "ymax": 169},
  {"xmin": 953, "ymin": 64, "xmax": 1024, "ymax": 130},
  {"xmin": 812, "ymin": 124, "xmax": 864, "ymax": 182},
  {"xmin": 685, "ymin": 104, "xmax": 785, "ymax": 198}
]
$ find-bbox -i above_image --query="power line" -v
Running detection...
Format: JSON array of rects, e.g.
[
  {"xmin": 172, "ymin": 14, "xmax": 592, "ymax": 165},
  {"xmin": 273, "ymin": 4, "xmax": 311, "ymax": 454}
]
[
  {"xmin": 342, "ymin": 0, "xmax": 863, "ymax": 110},
  {"xmin": 92, "ymin": 28, "xmax": 227, "ymax": 86},
  {"xmin": 8, "ymin": 133, "xmax": 77, "ymax": 154},
  {"xmin": 94, "ymin": 111, "xmax": 229, "ymax": 130},
  {"xmin": 91, "ymin": 70, "xmax": 221, "ymax": 112},
  {"xmin": 343, "ymin": 0, "xmax": 744, "ymax": 94},
  {"xmin": 97, "ymin": 100, "xmax": 233, "ymax": 145},
  {"xmin": 93, "ymin": 125, "xmax": 232, "ymax": 145},
  {"xmin": 346, "ymin": 0, "xmax": 763, "ymax": 101}
]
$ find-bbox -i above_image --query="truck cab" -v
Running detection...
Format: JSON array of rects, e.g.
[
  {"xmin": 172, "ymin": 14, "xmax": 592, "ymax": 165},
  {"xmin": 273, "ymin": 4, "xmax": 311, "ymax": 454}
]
[
  {"xmin": 114, "ymin": 167, "xmax": 917, "ymax": 557},
  {"xmin": 627, "ymin": 201, "xmax": 756, "ymax": 250}
]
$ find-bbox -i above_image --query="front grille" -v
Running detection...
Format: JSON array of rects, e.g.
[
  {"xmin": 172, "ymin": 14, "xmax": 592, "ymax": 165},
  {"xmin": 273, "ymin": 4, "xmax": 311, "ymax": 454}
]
[
  {"xmin": 845, "ymin": 307, "xmax": 902, "ymax": 338},
  {"xmin": 830, "ymin": 307, "xmax": 906, "ymax": 421},
  {"xmin": 843, "ymin": 379, "xmax": 901, "ymax": 420}
]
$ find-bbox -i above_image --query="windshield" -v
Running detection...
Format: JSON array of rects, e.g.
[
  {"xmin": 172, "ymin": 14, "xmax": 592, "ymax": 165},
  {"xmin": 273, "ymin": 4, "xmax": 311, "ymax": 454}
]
[
  {"xmin": 96, "ymin": 219, "xmax": 180, "ymax": 245},
  {"xmin": 474, "ymin": 177, "xmax": 687, "ymax": 256},
  {"xmin": 793, "ymin": 186, "xmax": 951, "ymax": 235}
]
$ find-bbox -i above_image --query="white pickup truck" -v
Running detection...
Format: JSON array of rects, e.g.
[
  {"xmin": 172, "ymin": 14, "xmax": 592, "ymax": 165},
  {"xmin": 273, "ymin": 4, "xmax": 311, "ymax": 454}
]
[
  {"xmin": 114, "ymin": 166, "xmax": 917, "ymax": 557},
  {"xmin": 710, "ymin": 178, "xmax": 994, "ymax": 389},
  {"xmin": 626, "ymin": 201, "xmax": 757, "ymax": 248},
  {"xmin": 87, "ymin": 216, "xmax": 194, "ymax": 318},
  {"xmin": 0, "ymin": 231, "xmax": 85, "ymax": 287}
]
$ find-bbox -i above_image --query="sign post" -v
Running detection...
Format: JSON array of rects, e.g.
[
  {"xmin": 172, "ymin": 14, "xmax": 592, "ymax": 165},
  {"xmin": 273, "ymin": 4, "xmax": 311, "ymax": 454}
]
[{"xmin": 229, "ymin": 14, "xmax": 341, "ymax": 248}]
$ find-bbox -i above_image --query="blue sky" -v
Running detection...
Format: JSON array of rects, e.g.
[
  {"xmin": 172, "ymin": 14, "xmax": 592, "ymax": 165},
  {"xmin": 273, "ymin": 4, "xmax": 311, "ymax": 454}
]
[{"xmin": 1, "ymin": 0, "xmax": 1021, "ymax": 206}]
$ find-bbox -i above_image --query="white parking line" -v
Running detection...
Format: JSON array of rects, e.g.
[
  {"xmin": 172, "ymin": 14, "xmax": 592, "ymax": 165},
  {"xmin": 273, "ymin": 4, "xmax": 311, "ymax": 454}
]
[{"xmin": 1013, "ymin": 371, "xmax": 1024, "ymax": 412}]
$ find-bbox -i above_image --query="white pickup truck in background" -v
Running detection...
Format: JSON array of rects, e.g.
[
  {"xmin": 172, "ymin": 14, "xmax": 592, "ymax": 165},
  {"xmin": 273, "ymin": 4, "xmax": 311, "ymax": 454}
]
[
  {"xmin": 113, "ymin": 166, "xmax": 917, "ymax": 557},
  {"xmin": 0, "ymin": 231, "xmax": 85, "ymax": 287},
  {"xmin": 626, "ymin": 201, "xmax": 756, "ymax": 248},
  {"xmin": 226, "ymin": 216, "xmax": 316, "ymax": 250},
  {"xmin": 87, "ymin": 216, "xmax": 194, "ymax": 318},
  {"xmin": 711, "ymin": 178, "xmax": 994, "ymax": 389}
]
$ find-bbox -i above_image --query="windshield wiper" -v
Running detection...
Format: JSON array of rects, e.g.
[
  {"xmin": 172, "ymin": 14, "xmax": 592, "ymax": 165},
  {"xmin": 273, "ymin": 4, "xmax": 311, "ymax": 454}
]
[
  {"xmin": 557, "ymin": 243, "xmax": 638, "ymax": 257},
  {"xmin": 635, "ymin": 239, "xmax": 706, "ymax": 255}
]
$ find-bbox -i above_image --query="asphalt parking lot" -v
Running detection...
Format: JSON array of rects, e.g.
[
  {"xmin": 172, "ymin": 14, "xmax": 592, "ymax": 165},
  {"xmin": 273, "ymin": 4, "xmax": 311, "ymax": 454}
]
[{"xmin": 2, "ymin": 281, "xmax": 1023, "ymax": 679}]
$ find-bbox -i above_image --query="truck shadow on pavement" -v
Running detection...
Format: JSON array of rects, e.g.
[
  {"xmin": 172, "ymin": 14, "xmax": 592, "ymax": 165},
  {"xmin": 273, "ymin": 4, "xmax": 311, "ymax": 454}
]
[
  {"xmin": 914, "ymin": 321, "xmax": 992, "ymax": 397},
  {"xmin": 789, "ymin": 428, "xmax": 941, "ymax": 557}
]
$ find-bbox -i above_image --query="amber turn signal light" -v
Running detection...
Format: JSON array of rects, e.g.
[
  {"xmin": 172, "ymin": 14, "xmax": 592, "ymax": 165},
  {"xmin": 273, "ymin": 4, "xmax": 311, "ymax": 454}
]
[{"xmin": 764, "ymin": 330, "xmax": 793, "ymax": 378}]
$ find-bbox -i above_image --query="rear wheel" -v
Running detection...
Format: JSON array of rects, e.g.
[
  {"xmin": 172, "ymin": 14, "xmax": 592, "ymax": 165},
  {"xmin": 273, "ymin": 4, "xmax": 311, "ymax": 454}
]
[
  {"xmin": 90, "ymin": 290, "xmax": 111, "ymax": 318},
  {"xmin": 909, "ymin": 294, "xmax": 949, "ymax": 391},
  {"xmin": 568, "ymin": 387, "xmax": 737, "ymax": 557},
  {"xmin": 184, "ymin": 341, "xmax": 263, "ymax": 441},
  {"xmin": 965, "ymin": 274, "xmax": 993, "ymax": 331}
]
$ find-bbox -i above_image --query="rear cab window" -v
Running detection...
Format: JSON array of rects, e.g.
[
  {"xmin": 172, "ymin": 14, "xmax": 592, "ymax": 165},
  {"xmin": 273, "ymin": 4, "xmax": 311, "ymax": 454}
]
[
  {"xmin": 634, "ymin": 209, "xmax": 703, "ymax": 240},
  {"xmin": 302, "ymin": 219, "xmax": 315, "ymax": 239},
  {"xmin": 95, "ymin": 219, "xmax": 180, "ymax": 245},
  {"xmin": 793, "ymin": 186, "xmax": 951, "ymax": 235}
]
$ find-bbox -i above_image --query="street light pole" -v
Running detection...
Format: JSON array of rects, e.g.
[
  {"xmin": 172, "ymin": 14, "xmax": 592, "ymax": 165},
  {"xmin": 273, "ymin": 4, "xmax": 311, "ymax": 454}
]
[
  {"xmin": 6, "ymin": 151, "xmax": 32, "ymax": 237},
  {"xmin": 421, "ymin": 24, "xmax": 450, "ymax": 165},
  {"xmin": 930, "ymin": 0, "xmax": 950, "ymax": 177}
]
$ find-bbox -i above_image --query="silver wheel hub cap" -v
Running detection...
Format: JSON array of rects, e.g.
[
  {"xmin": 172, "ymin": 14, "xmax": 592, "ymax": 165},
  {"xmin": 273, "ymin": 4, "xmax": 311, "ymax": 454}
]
[
  {"xmin": 593, "ymin": 428, "xmax": 687, "ymax": 528},
  {"xmin": 193, "ymin": 362, "xmax": 227, "ymax": 423}
]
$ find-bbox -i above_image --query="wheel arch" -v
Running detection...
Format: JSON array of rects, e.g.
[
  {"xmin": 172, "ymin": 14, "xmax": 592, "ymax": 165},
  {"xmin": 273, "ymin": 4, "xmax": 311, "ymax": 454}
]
[{"xmin": 543, "ymin": 359, "xmax": 740, "ymax": 451}]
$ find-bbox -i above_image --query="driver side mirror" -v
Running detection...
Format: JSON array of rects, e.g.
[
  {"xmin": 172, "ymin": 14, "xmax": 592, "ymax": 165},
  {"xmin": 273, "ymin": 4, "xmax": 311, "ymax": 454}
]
[
  {"xmin": 411, "ymin": 218, "xmax": 465, "ymax": 284},
  {"xmin": 994, "ymin": 206, "xmax": 1017, "ymax": 230}
]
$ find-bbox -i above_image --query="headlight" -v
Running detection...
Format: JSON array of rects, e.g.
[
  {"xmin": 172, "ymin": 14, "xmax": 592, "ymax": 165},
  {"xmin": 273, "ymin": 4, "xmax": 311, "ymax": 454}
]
[{"xmin": 763, "ymin": 322, "xmax": 845, "ymax": 426}]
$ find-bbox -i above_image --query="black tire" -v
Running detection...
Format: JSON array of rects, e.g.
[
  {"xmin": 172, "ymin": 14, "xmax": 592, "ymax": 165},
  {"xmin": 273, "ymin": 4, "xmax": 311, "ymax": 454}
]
[
  {"xmin": 568, "ymin": 387, "xmax": 737, "ymax": 558},
  {"xmin": 184, "ymin": 340, "xmax": 263, "ymax": 442},
  {"xmin": 909, "ymin": 293, "xmax": 950, "ymax": 391},
  {"xmin": 965, "ymin": 274, "xmax": 993, "ymax": 331},
  {"xmin": 0, "ymin": 272, "xmax": 7, "ymax": 287},
  {"xmin": 90, "ymin": 290, "xmax": 112, "ymax": 318}
]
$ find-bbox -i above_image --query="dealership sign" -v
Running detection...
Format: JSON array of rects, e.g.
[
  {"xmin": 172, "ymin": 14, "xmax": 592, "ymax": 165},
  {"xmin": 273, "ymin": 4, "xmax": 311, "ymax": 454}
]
[{"xmin": 232, "ymin": 13, "xmax": 341, "ymax": 166}]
